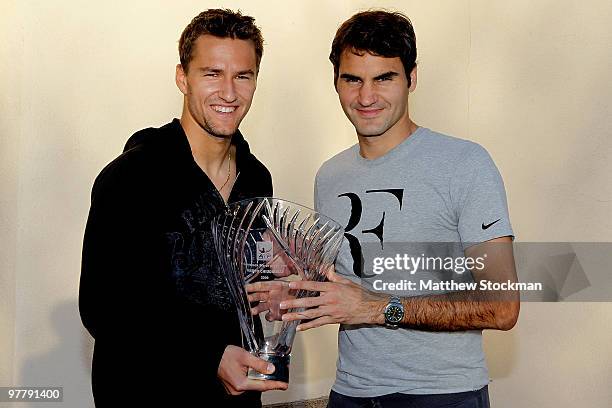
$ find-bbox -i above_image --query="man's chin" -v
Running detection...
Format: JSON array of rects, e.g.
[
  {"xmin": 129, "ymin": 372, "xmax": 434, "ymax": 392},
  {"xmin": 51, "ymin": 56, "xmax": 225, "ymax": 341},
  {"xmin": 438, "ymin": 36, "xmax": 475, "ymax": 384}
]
[
  {"xmin": 210, "ymin": 132, "xmax": 235, "ymax": 140},
  {"xmin": 351, "ymin": 120, "xmax": 388, "ymax": 138},
  {"xmin": 354, "ymin": 126, "xmax": 386, "ymax": 138},
  {"xmin": 203, "ymin": 124, "xmax": 238, "ymax": 139}
]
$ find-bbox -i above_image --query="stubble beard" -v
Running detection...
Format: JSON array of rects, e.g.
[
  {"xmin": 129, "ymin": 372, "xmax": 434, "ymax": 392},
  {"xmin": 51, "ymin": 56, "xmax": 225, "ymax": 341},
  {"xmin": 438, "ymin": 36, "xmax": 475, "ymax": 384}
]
[
  {"xmin": 354, "ymin": 119, "xmax": 391, "ymax": 138},
  {"xmin": 199, "ymin": 118, "xmax": 235, "ymax": 140},
  {"xmin": 190, "ymin": 103, "xmax": 237, "ymax": 140}
]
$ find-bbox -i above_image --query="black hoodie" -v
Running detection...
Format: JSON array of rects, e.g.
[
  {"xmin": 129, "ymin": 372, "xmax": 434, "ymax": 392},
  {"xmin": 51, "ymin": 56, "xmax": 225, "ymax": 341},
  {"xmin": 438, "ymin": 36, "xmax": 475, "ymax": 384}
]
[{"xmin": 79, "ymin": 119, "xmax": 272, "ymax": 406}]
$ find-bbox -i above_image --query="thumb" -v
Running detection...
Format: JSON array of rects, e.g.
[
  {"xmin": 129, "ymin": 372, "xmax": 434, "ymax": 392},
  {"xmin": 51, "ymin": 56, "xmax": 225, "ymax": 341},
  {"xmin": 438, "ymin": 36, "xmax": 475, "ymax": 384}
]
[
  {"xmin": 326, "ymin": 266, "xmax": 349, "ymax": 284},
  {"xmin": 245, "ymin": 353, "xmax": 275, "ymax": 375}
]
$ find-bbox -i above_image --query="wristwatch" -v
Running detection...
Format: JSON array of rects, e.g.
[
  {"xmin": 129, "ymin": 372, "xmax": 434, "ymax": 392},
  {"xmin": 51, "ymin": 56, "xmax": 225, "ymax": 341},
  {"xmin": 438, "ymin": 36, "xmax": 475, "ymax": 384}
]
[{"xmin": 383, "ymin": 295, "xmax": 404, "ymax": 328}]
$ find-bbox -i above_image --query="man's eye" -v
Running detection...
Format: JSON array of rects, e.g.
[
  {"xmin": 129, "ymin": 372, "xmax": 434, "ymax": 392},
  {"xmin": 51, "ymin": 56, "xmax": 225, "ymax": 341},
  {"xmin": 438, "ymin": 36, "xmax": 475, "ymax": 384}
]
[
  {"xmin": 345, "ymin": 78, "xmax": 360, "ymax": 83},
  {"xmin": 376, "ymin": 76, "xmax": 392, "ymax": 82},
  {"xmin": 204, "ymin": 73, "xmax": 219, "ymax": 77},
  {"xmin": 236, "ymin": 75, "xmax": 250, "ymax": 80}
]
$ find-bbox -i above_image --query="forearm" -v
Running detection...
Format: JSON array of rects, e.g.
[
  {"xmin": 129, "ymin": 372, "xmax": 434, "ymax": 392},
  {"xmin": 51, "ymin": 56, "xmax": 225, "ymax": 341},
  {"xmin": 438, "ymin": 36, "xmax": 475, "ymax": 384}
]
[
  {"xmin": 392, "ymin": 237, "xmax": 520, "ymax": 331},
  {"xmin": 283, "ymin": 264, "xmax": 518, "ymax": 332},
  {"xmin": 371, "ymin": 289, "xmax": 519, "ymax": 331}
]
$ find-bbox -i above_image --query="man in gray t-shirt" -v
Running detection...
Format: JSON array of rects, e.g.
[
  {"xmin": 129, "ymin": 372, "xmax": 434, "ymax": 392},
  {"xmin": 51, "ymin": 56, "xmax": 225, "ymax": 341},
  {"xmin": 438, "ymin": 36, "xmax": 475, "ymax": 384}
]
[
  {"xmin": 313, "ymin": 127, "xmax": 513, "ymax": 398},
  {"xmin": 275, "ymin": 10, "xmax": 519, "ymax": 407}
]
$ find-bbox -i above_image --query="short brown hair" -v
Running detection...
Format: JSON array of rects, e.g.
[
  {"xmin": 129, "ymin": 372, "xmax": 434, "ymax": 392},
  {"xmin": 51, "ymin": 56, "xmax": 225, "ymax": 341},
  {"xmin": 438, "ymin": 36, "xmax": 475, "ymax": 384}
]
[
  {"xmin": 330, "ymin": 10, "xmax": 417, "ymax": 87},
  {"xmin": 179, "ymin": 9, "xmax": 264, "ymax": 73}
]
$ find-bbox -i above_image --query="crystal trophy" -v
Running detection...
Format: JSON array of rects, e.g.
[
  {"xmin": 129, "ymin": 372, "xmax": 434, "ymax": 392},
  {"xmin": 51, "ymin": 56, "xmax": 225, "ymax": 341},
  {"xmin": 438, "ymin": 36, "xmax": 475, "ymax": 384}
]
[{"xmin": 212, "ymin": 198, "xmax": 344, "ymax": 382}]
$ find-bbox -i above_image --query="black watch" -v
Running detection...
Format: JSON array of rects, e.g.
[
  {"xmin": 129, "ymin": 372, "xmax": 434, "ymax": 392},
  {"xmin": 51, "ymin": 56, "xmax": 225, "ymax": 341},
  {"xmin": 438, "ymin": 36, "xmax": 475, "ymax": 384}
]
[{"xmin": 383, "ymin": 296, "xmax": 404, "ymax": 328}]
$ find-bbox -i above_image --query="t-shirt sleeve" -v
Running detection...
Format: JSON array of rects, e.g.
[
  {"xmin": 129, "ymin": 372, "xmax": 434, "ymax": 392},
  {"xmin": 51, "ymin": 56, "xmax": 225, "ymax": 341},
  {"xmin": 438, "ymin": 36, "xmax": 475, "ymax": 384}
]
[
  {"xmin": 313, "ymin": 170, "xmax": 322, "ymax": 212},
  {"xmin": 450, "ymin": 144, "xmax": 514, "ymax": 248}
]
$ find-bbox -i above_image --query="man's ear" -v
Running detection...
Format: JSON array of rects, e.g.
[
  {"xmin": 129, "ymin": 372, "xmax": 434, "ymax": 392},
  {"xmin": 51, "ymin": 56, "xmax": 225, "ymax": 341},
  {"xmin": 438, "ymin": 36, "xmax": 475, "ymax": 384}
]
[
  {"xmin": 175, "ymin": 64, "xmax": 188, "ymax": 95},
  {"xmin": 408, "ymin": 66, "xmax": 417, "ymax": 92}
]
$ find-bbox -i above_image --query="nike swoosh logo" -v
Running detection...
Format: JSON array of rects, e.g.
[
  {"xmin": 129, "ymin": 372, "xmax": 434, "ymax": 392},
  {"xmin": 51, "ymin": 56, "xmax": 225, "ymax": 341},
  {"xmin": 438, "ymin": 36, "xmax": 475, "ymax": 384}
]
[{"xmin": 482, "ymin": 219, "xmax": 501, "ymax": 230}]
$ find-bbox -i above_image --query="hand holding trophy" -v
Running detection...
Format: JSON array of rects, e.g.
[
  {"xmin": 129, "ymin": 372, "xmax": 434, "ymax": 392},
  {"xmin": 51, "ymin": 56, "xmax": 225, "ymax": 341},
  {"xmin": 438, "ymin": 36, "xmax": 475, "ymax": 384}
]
[{"xmin": 212, "ymin": 198, "xmax": 344, "ymax": 383}]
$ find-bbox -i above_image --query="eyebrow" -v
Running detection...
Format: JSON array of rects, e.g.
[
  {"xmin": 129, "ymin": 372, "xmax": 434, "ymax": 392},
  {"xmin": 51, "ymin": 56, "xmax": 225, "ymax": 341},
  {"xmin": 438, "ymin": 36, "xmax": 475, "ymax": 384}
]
[
  {"xmin": 198, "ymin": 67, "xmax": 222, "ymax": 73},
  {"xmin": 339, "ymin": 71, "xmax": 400, "ymax": 82},
  {"xmin": 339, "ymin": 73, "xmax": 361, "ymax": 81},
  {"xmin": 373, "ymin": 71, "xmax": 399, "ymax": 81},
  {"xmin": 197, "ymin": 67, "xmax": 255, "ymax": 76}
]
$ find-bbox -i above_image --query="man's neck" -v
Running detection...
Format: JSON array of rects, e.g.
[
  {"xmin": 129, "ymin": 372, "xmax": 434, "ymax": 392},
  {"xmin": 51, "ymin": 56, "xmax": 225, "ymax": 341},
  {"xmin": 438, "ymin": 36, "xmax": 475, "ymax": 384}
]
[
  {"xmin": 180, "ymin": 111, "xmax": 232, "ymax": 175},
  {"xmin": 358, "ymin": 116, "xmax": 418, "ymax": 160}
]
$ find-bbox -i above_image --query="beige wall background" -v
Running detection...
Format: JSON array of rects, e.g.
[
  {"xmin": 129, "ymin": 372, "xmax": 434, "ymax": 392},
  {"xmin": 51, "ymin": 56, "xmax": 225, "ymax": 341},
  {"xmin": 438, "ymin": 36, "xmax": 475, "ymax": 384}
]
[{"xmin": 1, "ymin": 0, "xmax": 611, "ymax": 407}]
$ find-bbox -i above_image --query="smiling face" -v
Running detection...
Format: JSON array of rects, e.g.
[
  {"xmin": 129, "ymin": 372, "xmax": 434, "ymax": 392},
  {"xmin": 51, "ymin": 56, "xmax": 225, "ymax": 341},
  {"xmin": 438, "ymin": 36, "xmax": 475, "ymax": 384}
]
[
  {"xmin": 176, "ymin": 35, "xmax": 258, "ymax": 139},
  {"xmin": 336, "ymin": 50, "xmax": 416, "ymax": 139}
]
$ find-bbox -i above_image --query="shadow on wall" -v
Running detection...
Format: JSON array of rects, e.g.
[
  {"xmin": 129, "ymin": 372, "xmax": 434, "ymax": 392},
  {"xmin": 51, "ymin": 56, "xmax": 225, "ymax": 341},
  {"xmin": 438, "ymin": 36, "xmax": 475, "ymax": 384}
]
[
  {"xmin": 483, "ymin": 325, "xmax": 519, "ymax": 380},
  {"xmin": 19, "ymin": 300, "xmax": 95, "ymax": 408},
  {"xmin": 262, "ymin": 326, "xmax": 338, "ymax": 406}
]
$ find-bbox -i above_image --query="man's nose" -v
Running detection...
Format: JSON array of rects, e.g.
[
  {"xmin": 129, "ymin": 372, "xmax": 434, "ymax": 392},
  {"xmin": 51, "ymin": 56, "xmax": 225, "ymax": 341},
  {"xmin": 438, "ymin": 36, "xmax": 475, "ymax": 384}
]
[
  {"xmin": 219, "ymin": 76, "xmax": 237, "ymax": 102},
  {"xmin": 358, "ymin": 81, "xmax": 377, "ymax": 106}
]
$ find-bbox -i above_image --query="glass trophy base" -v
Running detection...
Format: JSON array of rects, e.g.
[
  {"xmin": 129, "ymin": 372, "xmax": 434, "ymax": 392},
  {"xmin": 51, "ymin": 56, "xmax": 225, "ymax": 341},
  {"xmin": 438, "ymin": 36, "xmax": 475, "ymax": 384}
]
[{"xmin": 248, "ymin": 353, "xmax": 290, "ymax": 383}]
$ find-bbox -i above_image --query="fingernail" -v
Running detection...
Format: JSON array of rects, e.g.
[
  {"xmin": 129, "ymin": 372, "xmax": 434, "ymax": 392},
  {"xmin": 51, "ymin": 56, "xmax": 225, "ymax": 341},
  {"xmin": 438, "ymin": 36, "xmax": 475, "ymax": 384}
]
[
  {"xmin": 296, "ymin": 325, "xmax": 302, "ymax": 331},
  {"xmin": 279, "ymin": 302, "xmax": 286, "ymax": 309},
  {"xmin": 267, "ymin": 363, "xmax": 275, "ymax": 373},
  {"xmin": 288, "ymin": 282, "xmax": 296, "ymax": 289}
]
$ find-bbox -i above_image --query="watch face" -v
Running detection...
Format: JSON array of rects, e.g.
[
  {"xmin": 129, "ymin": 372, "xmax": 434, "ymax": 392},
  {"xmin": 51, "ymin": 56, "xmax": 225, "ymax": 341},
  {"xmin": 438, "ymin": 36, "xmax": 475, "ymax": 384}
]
[{"xmin": 385, "ymin": 305, "xmax": 404, "ymax": 324}]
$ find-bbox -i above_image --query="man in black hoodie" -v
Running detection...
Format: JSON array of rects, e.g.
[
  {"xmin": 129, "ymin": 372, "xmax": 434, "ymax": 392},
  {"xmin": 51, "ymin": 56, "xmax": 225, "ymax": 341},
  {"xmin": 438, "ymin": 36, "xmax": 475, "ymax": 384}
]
[{"xmin": 79, "ymin": 9, "xmax": 287, "ymax": 407}]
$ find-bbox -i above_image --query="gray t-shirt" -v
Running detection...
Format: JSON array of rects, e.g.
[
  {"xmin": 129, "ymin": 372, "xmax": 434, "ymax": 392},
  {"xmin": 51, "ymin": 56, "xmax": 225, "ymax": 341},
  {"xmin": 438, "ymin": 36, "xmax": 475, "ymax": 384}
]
[{"xmin": 314, "ymin": 127, "xmax": 513, "ymax": 397}]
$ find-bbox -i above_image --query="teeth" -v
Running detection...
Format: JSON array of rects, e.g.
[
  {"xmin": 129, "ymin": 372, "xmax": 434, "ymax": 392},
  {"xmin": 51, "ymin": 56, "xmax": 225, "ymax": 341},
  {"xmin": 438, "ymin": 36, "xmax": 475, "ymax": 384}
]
[{"xmin": 212, "ymin": 106, "xmax": 236, "ymax": 113}]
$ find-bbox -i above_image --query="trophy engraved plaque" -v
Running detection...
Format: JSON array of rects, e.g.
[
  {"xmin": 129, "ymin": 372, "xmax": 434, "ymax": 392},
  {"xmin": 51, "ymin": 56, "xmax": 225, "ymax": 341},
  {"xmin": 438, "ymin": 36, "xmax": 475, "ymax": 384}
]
[{"xmin": 212, "ymin": 198, "xmax": 344, "ymax": 382}]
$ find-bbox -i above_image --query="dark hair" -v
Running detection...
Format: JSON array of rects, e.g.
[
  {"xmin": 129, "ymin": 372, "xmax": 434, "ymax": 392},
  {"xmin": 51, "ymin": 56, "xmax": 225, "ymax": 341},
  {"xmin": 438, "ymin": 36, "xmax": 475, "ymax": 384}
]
[
  {"xmin": 179, "ymin": 9, "xmax": 264, "ymax": 73},
  {"xmin": 330, "ymin": 10, "xmax": 417, "ymax": 87}
]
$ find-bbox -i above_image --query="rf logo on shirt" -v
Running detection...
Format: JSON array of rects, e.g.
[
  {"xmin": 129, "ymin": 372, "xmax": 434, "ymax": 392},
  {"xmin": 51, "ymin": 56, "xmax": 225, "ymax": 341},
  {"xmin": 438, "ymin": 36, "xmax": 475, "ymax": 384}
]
[{"xmin": 338, "ymin": 189, "xmax": 404, "ymax": 278}]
